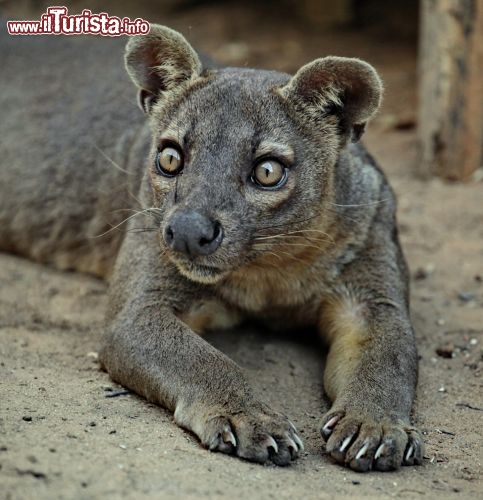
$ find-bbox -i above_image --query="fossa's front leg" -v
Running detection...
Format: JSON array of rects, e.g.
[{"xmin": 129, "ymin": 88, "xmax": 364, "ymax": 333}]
[
  {"xmin": 100, "ymin": 233, "xmax": 303, "ymax": 466},
  {"xmin": 319, "ymin": 230, "xmax": 424, "ymax": 472}
]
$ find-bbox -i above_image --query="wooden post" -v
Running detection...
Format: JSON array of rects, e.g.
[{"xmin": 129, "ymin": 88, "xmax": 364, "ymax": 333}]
[{"xmin": 418, "ymin": 0, "xmax": 483, "ymax": 180}]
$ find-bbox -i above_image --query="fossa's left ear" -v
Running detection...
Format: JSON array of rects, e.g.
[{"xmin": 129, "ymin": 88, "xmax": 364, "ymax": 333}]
[
  {"xmin": 279, "ymin": 56, "xmax": 383, "ymax": 142},
  {"xmin": 125, "ymin": 24, "xmax": 202, "ymax": 113}
]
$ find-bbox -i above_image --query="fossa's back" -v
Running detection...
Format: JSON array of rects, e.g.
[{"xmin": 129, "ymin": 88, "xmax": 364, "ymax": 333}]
[{"xmin": 0, "ymin": 29, "xmax": 148, "ymax": 276}]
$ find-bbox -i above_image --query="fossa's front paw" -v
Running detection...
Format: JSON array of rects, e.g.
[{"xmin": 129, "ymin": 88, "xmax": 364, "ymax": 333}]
[
  {"xmin": 320, "ymin": 410, "xmax": 423, "ymax": 472},
  {"xmin": 175, "ymin": 402, "xmax": 303, "ymax": 466}
]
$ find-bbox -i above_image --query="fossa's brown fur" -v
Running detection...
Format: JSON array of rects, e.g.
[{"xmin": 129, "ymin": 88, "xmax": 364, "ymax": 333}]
[{"xmin": 0, "ymin": 25, "xmax": 423, "ymax": 471}]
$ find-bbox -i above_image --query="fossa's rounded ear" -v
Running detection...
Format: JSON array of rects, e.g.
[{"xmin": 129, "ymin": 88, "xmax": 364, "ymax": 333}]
[
  {"xmin": 125, "ymin": 24, "xmax": 202, "ymax": 113},
  {"xmin": 279, "ymin": 57, "xmax": 383, "ymax": 142}
]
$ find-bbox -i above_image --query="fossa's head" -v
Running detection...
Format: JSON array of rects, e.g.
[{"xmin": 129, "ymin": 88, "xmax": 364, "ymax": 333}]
[{"xmin": 125, "ymin": 25, "xmax": 382, "ymax": 284}]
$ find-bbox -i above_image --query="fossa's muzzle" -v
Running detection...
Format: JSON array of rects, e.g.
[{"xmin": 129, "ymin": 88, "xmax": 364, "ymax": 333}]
[{"xmin": 164, "ymin": 209, "xmax": 223, "ymax": 257}]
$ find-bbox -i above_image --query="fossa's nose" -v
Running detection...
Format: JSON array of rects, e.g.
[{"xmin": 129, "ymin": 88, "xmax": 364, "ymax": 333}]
[{"xmin": 164, "ymin": 210, "xmax": 223, "ymax": 257}]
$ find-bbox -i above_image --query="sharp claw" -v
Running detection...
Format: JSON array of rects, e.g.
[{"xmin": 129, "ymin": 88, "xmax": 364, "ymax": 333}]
[
  {"xmin": 265, "ymin": 435, "xmax": 279, "ymax": 454},
  {"xmin": 289, "ymin": 420, "xmax": 297, "ymax": 432},
  {"xmin": 208, "ymin": 435, "xmax": 221, "ymax": 450},
  {"xmin": 375, "ymin": 443, "xmax": 385, "ymax": 460},
  {"xmin": 322, "ymin": 416, "xmax": 340, "ymax": 436},
  {"xmin": 405, "ymin": 444, "xmax": 414, "ymax": 462},
  {"xmin": 355, "ymin": 442, "xmax": 369, "ymax": 460},
  {"xmin": 292, "ymin": 433, "xmax": 304, "ymax": 451},
  {"xmin": 222, "ymin": 429, "xmax": 237, "ymax": 448},
  {"xmin": 287, "ymin": 437, "xmax": 297, "ymax": 450},
  {"xmin": 340, "ymin": 434, "xmax": 353, "ymax": 453},
  {"xmin": 287, "ymin": 437, "xmax": 298, "ymax": 459}
]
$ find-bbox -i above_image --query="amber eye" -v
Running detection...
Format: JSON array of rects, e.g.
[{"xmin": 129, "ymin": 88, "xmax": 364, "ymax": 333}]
[
  {"xmin": 156, "ymin": 145, "xmax": 184, "ymax": 177},
  {"xmin": 251, "ymin": 160, "xmax": 287, "ymax": 189}
]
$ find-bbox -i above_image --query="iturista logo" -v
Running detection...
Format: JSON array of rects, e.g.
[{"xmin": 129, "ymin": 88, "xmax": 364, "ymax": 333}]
[{"xmin": 7, "ymin": 7, "xmax": 150, "ymax": 36}]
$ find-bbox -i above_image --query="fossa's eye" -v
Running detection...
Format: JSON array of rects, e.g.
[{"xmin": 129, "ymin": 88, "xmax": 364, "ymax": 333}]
[
  {"xmin": 251, "ymin": 160, "xmax": 287, "ymax": 189},
  {"xmin": 156, "ymin": 144, "xmax": 183, "ymax": 177}
]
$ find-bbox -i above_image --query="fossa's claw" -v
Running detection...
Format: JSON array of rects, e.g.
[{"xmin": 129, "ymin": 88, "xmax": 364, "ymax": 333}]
[
  {"xmin": 340, "ymin": 434, "xmax": 354, "ymax": 453},
  {"xmin": 292, "ymin": 433, "xmax": 304, "ymax": 451},
  {"xmin": 264, "ymin": 435, "xmax": 279, "ymax": 454},
  {"xmin": 321, "ymin": 415, "xmax": 340, "ymax": 440},
  {"xmin": 222, "ymin": 428, "xmax": 237, "ymax": 448},
  {"xmin": 374, "ymin": 443, "xmax": 385, "ymax": 460},
  {"xmin": 355, "ymin": 442, "xmax": 369, "ymax": 460}
]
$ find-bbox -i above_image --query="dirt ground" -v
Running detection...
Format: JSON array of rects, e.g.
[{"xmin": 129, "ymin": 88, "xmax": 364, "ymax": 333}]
[{"xmin": 1, "ymin": 2, "xmax": 482, "ymax": 499}]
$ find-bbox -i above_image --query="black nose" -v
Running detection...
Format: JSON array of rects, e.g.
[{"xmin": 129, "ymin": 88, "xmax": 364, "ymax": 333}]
[{"xmin": 164, "ymin": 210, "xmax": 223, "ymax": 257}]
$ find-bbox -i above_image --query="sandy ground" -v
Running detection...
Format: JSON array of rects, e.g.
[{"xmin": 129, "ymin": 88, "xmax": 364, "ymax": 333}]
[{"xmin": 1, "ymin": 2, "xmax": 482, "ymax": 499}]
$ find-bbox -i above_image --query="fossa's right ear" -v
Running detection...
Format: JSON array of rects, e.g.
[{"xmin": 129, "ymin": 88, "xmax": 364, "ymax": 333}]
[{"xmin": 125, "ymin": 24, "xmax": 202, "ymax": 113}]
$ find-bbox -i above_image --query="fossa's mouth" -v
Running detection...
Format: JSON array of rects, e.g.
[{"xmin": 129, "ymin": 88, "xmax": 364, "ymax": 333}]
[{"xmin": 171, "ymin": 257, "xmax": 228, "ymax": 285}]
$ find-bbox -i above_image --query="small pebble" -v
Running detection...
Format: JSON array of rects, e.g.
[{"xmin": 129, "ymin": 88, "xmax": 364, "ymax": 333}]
[
  {"xmin": 469, "ymin": 338, "xmax": 478, "ymax": 346},
  {"xmin": 458, "ymin": 292, "xmax": 476, "ymax": 302},
  {"xmin": 105, "ymin": 390, "xmax": 130, "ymax": 398},
  {"xmin": 436, "ymin": 343, "xmax": 454, "ymax": 359},
  {"xmin": 22, "ymin": 416, "xmax": 32, "ymax": 422},
  {"xmin": 414, "ymin": 268, "xmax": 428, "ymax": 280},
  {"xmin": 414, "ymin": 264, "xmax": 435, "ymax": 281},
  {"xmin": 436, "ymin": 318, "xmax": 446, "ymax": 326},
  {"xmin": 438, "ymin": 386, "xmax": 446, "ymax": 393}
]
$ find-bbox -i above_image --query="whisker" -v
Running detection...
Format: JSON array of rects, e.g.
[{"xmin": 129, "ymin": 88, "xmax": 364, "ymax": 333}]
[
  {"xmin": 111, "ymin": 208, "xmax": 147, "ymax": 214},
  {"xmin": 127, "ymin": 189, "xmax": 147, "ymax": 209},
  {"xmin": 254, "ymin": 230, "xmax": 334, "ymax": 244},
  {"xmin": 324, "ymin": 206, "xmax": 360, "ymax": 224},
  {"xmin": 255, "ymin": 213, "xmax": 322, "ymax": 232},
  {"xmin": 252, "ymin": 245, "xmax": 316, "ymax": 264},
  {"xmin": 110, "ymin": 208, "xmax": 162, "ymax": 220},
  {"xmin": 254, "ymin": 237, "xmax": 328, "ymax": 250},
  {"xmin": 93, "ymin": 144, "xmax": 132, "ymax": 175},
  {"xmin": 252, "ymin": 248, "xmax": 294, "ymax": 264},
  {"xmin": 255, "ymin": 250, "xmax": 283, "ymax": 262},
  {"xmin": 327, "ymin": 198, "xmax": 390, "ymax": 208},
  {"xmin": 126, "ymin": 227, "xmax": 159, "ymax": 234},
  {"xmin": 254, "ymin": 245, "xmax": 320, "ymax": 258},
  {"xmin": 93, "ymin": 209, "xmax": 159, "ymax": 238},
  {"xmin": 279, "ymin": 229, "xmax": 332, "ymax": 235},
  {"xmin": 262, "ymin": 241, "xmax": 330, "ymax": 250}
]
